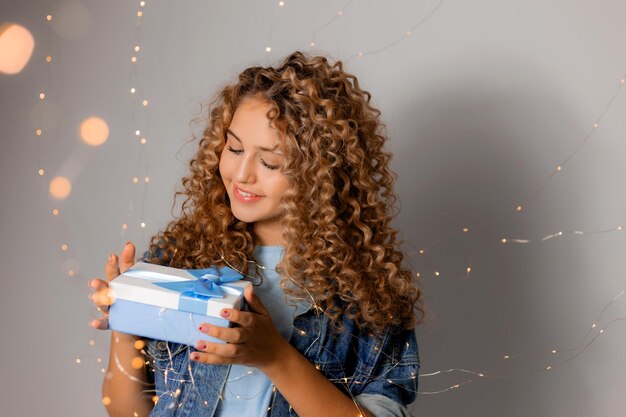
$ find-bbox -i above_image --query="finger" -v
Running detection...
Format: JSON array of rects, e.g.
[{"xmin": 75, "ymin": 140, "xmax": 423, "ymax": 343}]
[
  {"xmin": 119, "ymin": 241, "xmax": 136, "ymax": 274},
  {"xmin": 242, "ymin": 285, "xmax": 270, "ymax": 316},
  {"xmin": 90, "ymin": 288, "xmax": 116, "ymax": 306},
  {"xmin": 189, "ymin": 351, "xmax": 229, "ymax": 365},
  {"xmin": 198, "ymin": 323, "xmax": 246, "ymax": 343},
  {"xmin": 220, "ymin": 308, "xmax": 254, "ymax": 328},
  {"xmin": 89, "ymin": 318, "xmax": 109, "ymax": 330},
  {"xmin": 88, "ymin": 278, "xmax": 108, "ymax": 291},
  {"xmin": 193, "ymin": 341, "xmax": 240, "ymax": 358},
  {"xmin": 104, "ymin": 253, "xmax": 120, "ymax": 283}
]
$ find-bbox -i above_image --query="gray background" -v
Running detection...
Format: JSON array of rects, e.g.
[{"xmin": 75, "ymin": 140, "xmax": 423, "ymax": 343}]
[{"xmin": 1, "ymin": 0, "xmax": 625, "ymax": 415}]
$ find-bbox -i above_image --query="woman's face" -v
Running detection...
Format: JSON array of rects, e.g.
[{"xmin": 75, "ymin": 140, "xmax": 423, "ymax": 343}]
[{"xmin": 219, "ymin": 98, "xmax": 289, "ymax": 244}]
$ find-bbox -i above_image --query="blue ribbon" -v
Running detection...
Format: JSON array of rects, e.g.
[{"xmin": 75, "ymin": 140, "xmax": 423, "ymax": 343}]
[{"xmin": 153, "ymin": 266, "xmax": 244, "ymax": 315}]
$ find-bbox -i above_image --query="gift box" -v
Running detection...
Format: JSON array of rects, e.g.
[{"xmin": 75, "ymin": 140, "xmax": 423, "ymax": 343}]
[{"xmin": 108, "ymin": 262, "xmax": 250, "ymax": 346}]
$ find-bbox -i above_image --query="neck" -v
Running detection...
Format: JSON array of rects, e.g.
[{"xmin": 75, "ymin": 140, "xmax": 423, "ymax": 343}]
[{"xmin": 253, "ymin": 223, "xmax": 286, "ymax": 246}]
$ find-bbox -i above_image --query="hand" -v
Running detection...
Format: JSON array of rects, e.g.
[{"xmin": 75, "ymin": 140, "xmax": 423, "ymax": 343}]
[
  {"xmin": 88, "ymin": 242, "xmax": 136, "ymax": 330},
  {"xmin": 191, "ymin": 285, "xmax": 289, "ymax": 371}
]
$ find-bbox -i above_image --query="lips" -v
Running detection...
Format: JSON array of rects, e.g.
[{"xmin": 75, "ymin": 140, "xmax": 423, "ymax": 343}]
[
  {"xmin": 235, "ymin": 185, "xmax": 260, "ymax": 197},
  {"xmin": 233, "ymin": 184, "xmax": 263, "ymax": 203}
]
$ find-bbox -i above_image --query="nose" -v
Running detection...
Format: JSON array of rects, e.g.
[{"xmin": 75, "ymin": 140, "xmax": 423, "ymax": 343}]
[{"xmin": 234, "ymin": 154, "xmax": 256, "ymax": 184}]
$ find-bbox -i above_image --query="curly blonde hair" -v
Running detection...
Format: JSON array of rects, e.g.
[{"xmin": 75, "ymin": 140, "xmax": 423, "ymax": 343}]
[{"xmin": 145, "ymin": 51, "xmax": 423, "ymax": 334}]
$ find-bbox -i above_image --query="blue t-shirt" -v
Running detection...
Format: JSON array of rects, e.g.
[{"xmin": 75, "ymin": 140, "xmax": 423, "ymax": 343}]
[{"xmin": 215, "ymin": 245, "xmax": 309, "ymax": 416}]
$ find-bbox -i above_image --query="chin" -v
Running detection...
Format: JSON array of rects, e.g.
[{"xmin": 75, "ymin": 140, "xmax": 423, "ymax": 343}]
[{"xmin": 229, "ymin": 206, "xmax": 260, "ymax": 224}]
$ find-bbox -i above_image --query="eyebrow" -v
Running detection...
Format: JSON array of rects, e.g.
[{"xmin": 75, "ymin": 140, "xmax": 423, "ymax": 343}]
[{"xmin": 226, "ymin": 129, "xmax": 282, "ymax": 154}]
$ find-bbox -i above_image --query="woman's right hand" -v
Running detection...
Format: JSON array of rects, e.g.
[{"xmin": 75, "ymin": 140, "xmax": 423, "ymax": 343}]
[{"xmin": 88, "ymin": 242, "xmax": 136, "ymax": 330}]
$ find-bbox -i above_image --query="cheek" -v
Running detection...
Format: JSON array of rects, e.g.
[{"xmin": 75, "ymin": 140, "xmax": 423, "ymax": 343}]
[{"xmin": 269, "ymin": 177, "xmax": 289, "ymax": 199}]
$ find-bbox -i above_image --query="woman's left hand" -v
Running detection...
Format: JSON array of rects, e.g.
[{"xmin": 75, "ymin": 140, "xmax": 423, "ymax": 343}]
[{"xmin": 191, "ymin": 285, "xmax": 289, "ymax": 371}]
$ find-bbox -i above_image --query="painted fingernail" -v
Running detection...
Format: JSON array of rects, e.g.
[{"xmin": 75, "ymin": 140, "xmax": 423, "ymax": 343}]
[
  {"xmin": 220, "ymin": 309, "xmax": 230, "ymax": 318},
  {"xmin": 190, "ymin": 353, "xmax": 200, "ymax": 361},
  {"xmin": 198, "ymin": 324, "xmax": 209, "ymax": 332},
  {"xmin": 195, "ymin": 341, "xmax": 206, "ymax": 350}
]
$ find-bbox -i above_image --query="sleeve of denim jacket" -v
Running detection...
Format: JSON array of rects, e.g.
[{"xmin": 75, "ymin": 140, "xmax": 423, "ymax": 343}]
[
  {"xmin": 355, "ymin": 393, "xmax": 414, "ymax": 417},
  {"xmin": 352, "ymin": 327, "xmax": 420, "ymax": 411}
]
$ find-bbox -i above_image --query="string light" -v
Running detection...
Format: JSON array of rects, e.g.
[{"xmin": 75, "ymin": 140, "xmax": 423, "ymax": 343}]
[
  {"xmin": 346, "ymin": 0, "xmax": 445, "ymax": 61},
  {"xmin": 308, "ymin": 0, "xmax": 353, "ymax": 49}
]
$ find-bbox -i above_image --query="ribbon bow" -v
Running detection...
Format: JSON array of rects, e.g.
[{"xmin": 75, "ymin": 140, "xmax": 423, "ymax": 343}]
[{"xmin": 153, "ymin": 266, "xmax": 244, "ymax": 314}]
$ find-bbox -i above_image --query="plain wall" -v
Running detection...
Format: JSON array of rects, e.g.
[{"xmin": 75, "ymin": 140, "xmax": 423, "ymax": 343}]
[{"xmin": 1, "ymin": 1, "xmax": 625, "ymax": 415}]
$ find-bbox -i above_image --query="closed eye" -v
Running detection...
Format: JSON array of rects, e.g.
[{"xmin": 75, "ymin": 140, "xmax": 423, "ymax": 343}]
[
  {"xmin": 227, "ymin": 146, "xmax": 279, "ymax": 170},
  {"xmin": 226, "ymin": 146, "xmax": 243, "ymax": 155},
  {"xmin": 261, "ymin": 160, "xmax": 279, "ymax": 170}
]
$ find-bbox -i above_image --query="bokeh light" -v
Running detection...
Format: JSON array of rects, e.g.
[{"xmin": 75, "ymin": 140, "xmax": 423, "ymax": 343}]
[
  {"xmin": 0, "ymin": 23, "xmax": 35, "ymax": 74},
  {"xmin": 79, "ymin": 116, "xmax": 109, "ymax": 146},
  {"xmin": 131, "ymin": 357, "xmax": 144, "ymax": 369},
  {"xmin": 49, "ymin": 176, "xmax": 72, "ymax": 199}
]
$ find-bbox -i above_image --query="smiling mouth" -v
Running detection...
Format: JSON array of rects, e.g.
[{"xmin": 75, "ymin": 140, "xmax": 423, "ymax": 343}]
[
  {"xmin": 237, "ymin": 188, "xmax": 259, "ymax": 197},
  {"xmin": 233, "ymin": 184, "xmax": 263, "ymax": 200}
]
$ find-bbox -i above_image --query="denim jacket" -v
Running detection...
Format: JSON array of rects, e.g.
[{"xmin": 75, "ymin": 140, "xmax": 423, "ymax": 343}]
[
  {"xmin": 140, "ymin": 252, "xmax": 420, "ymax": 416},
  {"xmin": 144, "ymin": 306, "xmax": 419, "ymax": 417}
]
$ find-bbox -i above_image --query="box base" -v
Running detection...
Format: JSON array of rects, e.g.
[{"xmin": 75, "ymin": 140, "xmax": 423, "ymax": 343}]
[{"xmin": 109, "ymin": 299, "xmax": 231, "ymax": 346}]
